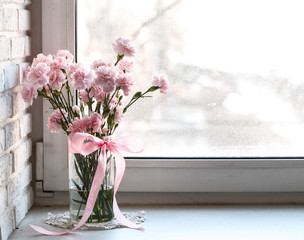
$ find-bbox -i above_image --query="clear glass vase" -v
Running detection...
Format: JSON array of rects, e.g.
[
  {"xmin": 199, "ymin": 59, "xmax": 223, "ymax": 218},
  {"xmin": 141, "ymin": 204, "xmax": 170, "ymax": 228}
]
[{"xmin": 68, "ymin": 140, "xmax": 115, "ymax": 223}]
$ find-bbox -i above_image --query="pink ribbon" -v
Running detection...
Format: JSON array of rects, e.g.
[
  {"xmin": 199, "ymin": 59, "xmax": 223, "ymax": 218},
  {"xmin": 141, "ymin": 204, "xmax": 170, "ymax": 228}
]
[{"xmin": 30, "ymin": 133, "xmax": 146, "ymax": 235}]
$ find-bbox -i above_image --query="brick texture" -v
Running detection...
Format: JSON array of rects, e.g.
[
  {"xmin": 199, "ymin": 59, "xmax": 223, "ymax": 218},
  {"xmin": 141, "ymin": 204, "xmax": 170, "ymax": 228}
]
[{"xmin": 0, "ymin": 1, "xmax": 33, "ymax": 240}]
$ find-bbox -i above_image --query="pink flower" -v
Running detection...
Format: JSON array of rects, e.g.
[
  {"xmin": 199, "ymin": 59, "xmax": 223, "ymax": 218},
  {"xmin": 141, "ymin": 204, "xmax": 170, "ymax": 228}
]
[
  {"xmin": 114, "ymin": 107, "xmax": 124, "ymax": 123},
  {"xmin": 90, "ymin": 113, "xmax": 104, "ymax": 134},
  {"xmin": 54, "ymin": 50, "xmax": 74, "ymax": 70},
  {"xmin": 95, "ymin": 66, "xmax": 117, "ymax": 93},
  {"xmin": 109, "ymin": 96, "xmax": 120, "ymax": 110},
  {"xmin": 79, "ymin": 90, "xmax": 89, "ymax": 105},
  {"xmin": 44, "ymin": 85, "xmax": 52, "ymax": 96},
  {"xmin": 90, "ymin": 60, "xmax": 112, "ymax": 70},
  {"xmin": 32, "ymin": 53, "xmax": 53, "ymax": 67},
  {"xmin": 112, "ymin": 37, "xmax": 136, "ymax": 57},
  {"xmin": 26, "ymin": 63, "xmax": 50, "ymax": 90},
  {"xmin": 67, "ymin": 62, "xmax": 83, "ymax": 83},
  {"xmin": 152, "ymin": 75, "xmax": 169, "ymax": 94},
  {"xmin": 116, "ymin": 58, "xmax": 134, "ymax": 73},
  {"xmin": 89, "ymin": 83, "xmax": 105, "ymax": 102},
  {"xmin": 115, "ymin": 74, "xmax": 135, "ymax": 96},
  {"xmin": 48, "ymin": 60, "xmax": 66, "ymax": 90},
  {"xmin": 21, "ymin": 82, "xmax": 38, "ymax": 105},
  {"xmin": 71, "ymin": 67, "xmax": 94, "ymax": 90},
  {"xmin": 56, "ymin": 50, "xmax": 73, "ymax": 63},
  {"xmin": 67, "ymin": 117, "xmax": 90, "ymax": 137},
  {"xmin": 72, "ymin": 105, "xmax": 81, "ymax": 114},
  {"xmin": 47, "ymin": 109, "xmax": 67, "ymax": 133}
]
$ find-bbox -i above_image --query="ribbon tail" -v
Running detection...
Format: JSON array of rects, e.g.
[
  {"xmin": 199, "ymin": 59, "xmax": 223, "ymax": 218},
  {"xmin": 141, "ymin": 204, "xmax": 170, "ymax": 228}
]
[
  {"xmin": 113, "ymin": 199, "xmax": 144, "ymax": 230},
  {"xmin": 70, "ymin": 146, "xmax": 107, "ymax": 231},
  {"xmin": 29, "ymin": 224, "xmax": 70, "ymax": 236},
  {"xmin": 30, "ymin": 147, "xmax": 107, "ymax": 235},
  {"xmin": 110, "ymin": 147, "xmax": 143, "ymax": 230}
]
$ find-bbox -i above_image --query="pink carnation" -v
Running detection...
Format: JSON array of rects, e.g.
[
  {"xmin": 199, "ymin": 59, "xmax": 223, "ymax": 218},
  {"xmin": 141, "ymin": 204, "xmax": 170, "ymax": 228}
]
[
  {"xmin": 56, "ymin": 50, "xmax": 73, "ymax": 63},
  {"xmin": 114, "ymin": 107, "xmax": 124, "ymax": 123},
  {"xmin": 54, "ymin": 50, "xmax": 74, "ymax": 70},
  {"xmin": 79, "ymin": 90, "xmax": 89, "ymax": 105},
  {"xmin": 90, "ymin": 60, "xmax": 112, "ymax": 70},
  {"xmin": 116, "ymin": 58, "xmax": 134, "ymax": 73},
  {"xmin": 68, "ymin": 114, "xmax": 104, "ymax": 136},
  {"xmin": 95, "ymin": 66, "xmax": 117, "ymax": 93},
  {"xmin": 72, "ymin": 105, "xmax": 81, "ymax": 114},
  {"xmin": 48, "ymin": 60, "xmax": 67, "ymax": 90},
  {"xmin": 112, "ymin": 37, "xmax": 136, "ymax": 57},
  {"xmin": 90, "ymin": 113, "xmax": 104, "ymax": 134},
  {"xmin": 48, "ymin": 109, "xmax": 67, "ymax": 133},
  {"xmin": 26, "ymin": 63, "xmax": 50, "ymax": 90},
  {"xmin": 67, "ymin": 117, "xmax": 90, "ymax": 137},
  {"xmin": 21, "ymin": 82, "xmax": 38, "ymax": 105},
  {"xmin": 89, "ymin": 83, "xmax": 105, "ymax": 102},
  {"xmin": 152, "ymin": 75, "xmax": 169, "ymax": 94},
  {"xmin": 44, "ymin": 85, "xmax": 52, "ymax": 96},
  {"xmin": 67, "ymin": 63, "xmax": 83, "ymax": 83},
  {"xmin": 32, "ymin": 53, "xmax": 53, "ymax": 67},
  {"xmin": 115, "ymin": 74, "xmax": 134, "ymax": 96},
  {"xmin": 109, "ymin": 93, "xmax": 122, "ymax": 110},
  {"xmin": 71, "ymin": 67, "xmax": 94, "ymax": 90}
]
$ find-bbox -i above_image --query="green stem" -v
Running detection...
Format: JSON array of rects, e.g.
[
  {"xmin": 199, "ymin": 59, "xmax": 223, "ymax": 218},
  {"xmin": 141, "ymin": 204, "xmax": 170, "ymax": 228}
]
[{"xmin": 123, "ymin": 89, "xmax": 150, "ymax": 113}]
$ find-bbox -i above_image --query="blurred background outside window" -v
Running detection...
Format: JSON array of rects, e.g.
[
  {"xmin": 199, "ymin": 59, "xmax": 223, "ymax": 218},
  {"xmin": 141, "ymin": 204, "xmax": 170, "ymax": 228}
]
[{"xmin": 77, "ymin": 0, "xmax": 304, "ymax": 157}]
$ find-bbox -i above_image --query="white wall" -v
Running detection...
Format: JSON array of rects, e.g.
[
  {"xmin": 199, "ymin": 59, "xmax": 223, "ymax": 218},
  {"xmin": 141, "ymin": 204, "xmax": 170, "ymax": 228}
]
[{"xmin": 0, "ymin": 0, "xmax": 33, "ymax": 239}]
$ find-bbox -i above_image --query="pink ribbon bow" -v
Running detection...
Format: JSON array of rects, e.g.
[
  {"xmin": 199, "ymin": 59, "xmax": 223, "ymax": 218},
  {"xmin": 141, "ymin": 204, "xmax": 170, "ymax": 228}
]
[{"xmin": 30, "ymin": 133, "xmax": 146, "ymax": 235}]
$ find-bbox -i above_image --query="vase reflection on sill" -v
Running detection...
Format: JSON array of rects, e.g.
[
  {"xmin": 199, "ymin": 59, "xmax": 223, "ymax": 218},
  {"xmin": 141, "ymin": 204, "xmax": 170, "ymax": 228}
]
[{"xmin": 68, "ymin": 138, "xmax": 115, "ymax": 223}]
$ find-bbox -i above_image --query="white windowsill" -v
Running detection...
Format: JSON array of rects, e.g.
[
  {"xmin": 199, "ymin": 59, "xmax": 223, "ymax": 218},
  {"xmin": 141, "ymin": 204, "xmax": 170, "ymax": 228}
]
[{"xmin": 9, "ymin": 204, "xmax": 304, "ymax": 240}]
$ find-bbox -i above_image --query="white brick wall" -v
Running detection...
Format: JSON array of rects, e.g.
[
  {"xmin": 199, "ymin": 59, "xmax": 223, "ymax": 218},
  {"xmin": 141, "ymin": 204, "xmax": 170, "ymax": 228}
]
[{"xmin": 0, "ymin": 1, "xmax": 33, "ymax": 240}]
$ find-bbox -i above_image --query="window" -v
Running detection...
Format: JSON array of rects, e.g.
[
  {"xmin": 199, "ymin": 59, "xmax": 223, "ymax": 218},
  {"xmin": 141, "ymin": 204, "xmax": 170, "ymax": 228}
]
[
  {"xmin": 77, "ymin": 0, "xmax": 304, "ymax": 157},
  {"xmin": 41, "ymin": 0, "xmax": 304, "ymax": 196}
]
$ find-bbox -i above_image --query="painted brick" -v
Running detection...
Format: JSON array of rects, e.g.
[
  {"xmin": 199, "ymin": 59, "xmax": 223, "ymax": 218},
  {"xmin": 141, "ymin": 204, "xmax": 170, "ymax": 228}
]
[
  {"xmin": 19, "ymin": 113, "xmax": 31, "ymax": 138},
  {"xmin": 0, "ymin": 68, "xmax": 4, "ymax": 92},
  {"xmin": 0, "ymin": 8, "xmax": 4, "ymax": 31},
  {"xmin": 15, "ymin": 193, "xmax": 28, "ymax": 225},
  {"xmin": 14, "ymin": 188, "xmax": 33, "ymax": 225},
  {"xmin": 0, "ymin": 95, "xmax": 13, "ymax": 122},
  {"xmin": 18, "ymin": 9, "xmax": 30, "ymax": 31},
  {"xmin": 0, "ymin": 186, "xmax": 7, "ymax": 215},
  {"xmin": 19, "ymin": 62, "xmax": 29, "ymax": 84},
  {"xmin": 3, "ymin": 8, "xmax": 18, "ymax": 31},
  {"xmin": 11, "ymin": 139, "xmax": 31, "ymax": 171},
  {"xmin": 0, "ymin": 128, "xmax": 5, "ymax": 151},
  {"xmin": 12, "ymin": 92, "xmax": 27, "ymax": 115},
  {"xmin": 8, "ymin": 164, "xmax": 32, "ymax": 202},
  {"xmin": 0, "ymin": 154, "xmax": 11, "ymax": 184},
  {"xmin": 0, "ymin": 207, "xmax": 16, "ymax": 240},
  {"xmin": 20, "ymin": 163, "xmax": 32, "ymax": 189},
  {"xmin": 4, "ymin": 120, "xmax": 19, "ymax": 149},
  {"xmin": 11, "ymin": 37, "xmax": 25, "ymax": 59},
  {"xmin": 0, "ymin": 37, "xmax": 10, "ymax": 61},
  {"xmin": 12, "ymin": 0, "xmax": 25, "ymax": 5},
  {"xmin": 24, "ymin": 36, "xmax": 30, "ymax": 56},
  {"xmin": 4, "ymin": 62, "xmax": 19, "ymax": 90},
  {"xmin": 27, "ymin": 185, "xmax": 33, "ymax": 209}
]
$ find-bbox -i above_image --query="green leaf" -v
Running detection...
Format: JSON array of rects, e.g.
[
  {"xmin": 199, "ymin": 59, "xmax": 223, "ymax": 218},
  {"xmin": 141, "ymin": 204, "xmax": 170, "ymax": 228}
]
[
  {"xmin": 103, "ymin": 108, "xmax": 110, "ymax": 118},
  {"xmin": 74, "ymin": 161, "xmax": 86, "ymax": 186},
  {"xmin": 72, "ymin": 198, "xmax": 87, "ymax": 205},
  {"xmin": 72, "ymin": 180, "xmax": 87, "ymax": 201}
]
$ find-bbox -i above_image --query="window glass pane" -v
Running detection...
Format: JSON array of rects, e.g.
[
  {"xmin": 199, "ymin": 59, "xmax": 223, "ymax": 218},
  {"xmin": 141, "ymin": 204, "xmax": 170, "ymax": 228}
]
[{"xmin": 77, "ymin": 0, "xmax": 304, "ymax": 157}]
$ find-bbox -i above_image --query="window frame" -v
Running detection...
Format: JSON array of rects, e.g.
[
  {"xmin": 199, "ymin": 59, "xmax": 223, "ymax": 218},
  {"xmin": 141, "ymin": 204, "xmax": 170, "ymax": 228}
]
[{"xmin": 41, "ymin": 0, "xmax": 304, "ymax": 195}]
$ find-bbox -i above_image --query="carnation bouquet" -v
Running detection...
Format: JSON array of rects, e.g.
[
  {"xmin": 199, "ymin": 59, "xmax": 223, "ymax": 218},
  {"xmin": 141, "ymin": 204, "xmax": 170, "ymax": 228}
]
[{"xmin": 22, "ymin": 37, "xmax": 168, "ymax": 224}]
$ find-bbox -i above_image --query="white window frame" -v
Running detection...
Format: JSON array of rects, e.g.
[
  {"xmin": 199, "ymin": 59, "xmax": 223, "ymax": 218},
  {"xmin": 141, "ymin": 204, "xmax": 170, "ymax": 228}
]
[{"xmin": 41, "ymin": 0, "xmax": 304, "ymax": 196}]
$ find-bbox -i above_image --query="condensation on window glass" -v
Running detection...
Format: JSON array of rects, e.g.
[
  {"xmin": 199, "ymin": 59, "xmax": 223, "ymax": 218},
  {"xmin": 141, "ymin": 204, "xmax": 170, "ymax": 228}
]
[{"xmin": 77, "ymin": 0, "xmax": 304, "ymax": 157}]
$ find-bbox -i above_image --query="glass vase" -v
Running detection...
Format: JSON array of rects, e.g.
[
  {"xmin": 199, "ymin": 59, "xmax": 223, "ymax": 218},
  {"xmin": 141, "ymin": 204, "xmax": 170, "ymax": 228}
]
[{"xmin": 68, "ymin": 140, "xmax": 115, "ymax": 223}]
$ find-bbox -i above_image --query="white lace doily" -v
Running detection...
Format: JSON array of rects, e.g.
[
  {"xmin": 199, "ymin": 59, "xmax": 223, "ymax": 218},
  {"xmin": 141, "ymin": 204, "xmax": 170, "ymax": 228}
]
[{"xmin": 45, "ymin": 211, "xmax": 146, "ymax": 230}]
